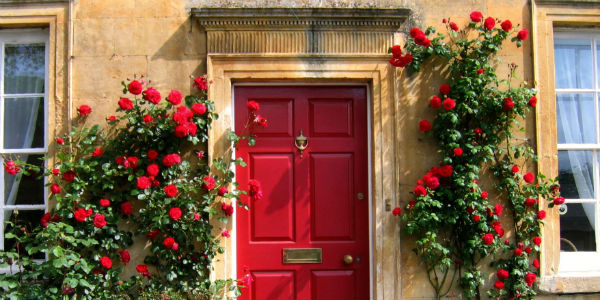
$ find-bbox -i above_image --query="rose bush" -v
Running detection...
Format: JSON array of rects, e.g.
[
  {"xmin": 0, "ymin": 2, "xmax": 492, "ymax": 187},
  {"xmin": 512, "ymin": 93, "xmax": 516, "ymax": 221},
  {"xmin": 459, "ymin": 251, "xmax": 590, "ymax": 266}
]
[
  {"xmin": 0, "ymin": 76, "xmax": 263, "ymax": 300},
  {"xmin": 390, "ymin": 13, "xmax": 561, "ymax": 300}
]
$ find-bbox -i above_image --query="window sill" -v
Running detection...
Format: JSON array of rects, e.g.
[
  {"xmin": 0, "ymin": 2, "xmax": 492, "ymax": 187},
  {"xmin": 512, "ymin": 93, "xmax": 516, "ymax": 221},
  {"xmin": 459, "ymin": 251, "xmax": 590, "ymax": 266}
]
[{"xmin": 540, "ymin": 274, "xmax": 600, "ymax": 293}]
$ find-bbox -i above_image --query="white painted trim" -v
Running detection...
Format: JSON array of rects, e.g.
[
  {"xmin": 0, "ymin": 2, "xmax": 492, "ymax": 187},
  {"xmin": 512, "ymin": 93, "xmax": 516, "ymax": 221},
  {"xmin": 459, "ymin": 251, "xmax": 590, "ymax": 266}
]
[{"xmin": 230, "ymin": 82, "xmax": 374, "ymax": 299}]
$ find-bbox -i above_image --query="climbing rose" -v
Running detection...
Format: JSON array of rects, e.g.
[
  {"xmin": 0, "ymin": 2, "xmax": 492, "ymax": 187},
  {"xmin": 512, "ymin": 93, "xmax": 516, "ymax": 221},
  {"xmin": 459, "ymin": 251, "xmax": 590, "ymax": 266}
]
[
  {"xmin": 4, "ymin": 161, "xmax": 19, "ymax": 175},
  {"xmin": 172, "ymin": 243, "xmax": 179, "ymax": 251},
  {"xmin": 78, "ymin": 105, "xmax": 92, "ymax": 116},
  {"xmin": 533, "ymin": 259, "xmax": 540, "ymax": 268},
  {"xmin": 477, "ymin": 68, "xmax": 484, "ymax": 74},
  {"xmin": 164, "ymin": 185, "xmax": 178, "ymax": 198},
  {"xmin": 146, "ymin": 164, "xmax": 159, "ymax": 177},
  {"xmin": 121, "ymin": 202, "xmax": 133, "ymax": 215},
  {"xmin": 494, "ymin": 281, "xmax": 504, "ymax": 290},
  {"xmin": 449, "ymin": 22, "xmax": 458, "ymax": 31},
  {"xmin": 482, "ymin": 233, "xmax": 494, "ymax": 245},
  {"xmin": 255, "ymin": 115, "xmax": 268, "ymax": 127},
  {"xmin": 202, "ymin": 176, "xmax": 215, "ymax": 190},
  {"xmin": 169, "ymin": 207, "xmax": 182, "ymax": 220},
  {"xmin": 424, "ymin": 175, "xmax": 440, "ymax": 190},
  {"xmin": 525, "ymin": 272, "xmax": 537, "ymax": 286},
  {"xmin": 163, "ymin": 237, "xmax": 175, "ymax": 249},
  {"xmin": 136, "ymin": 264, "xmax": 150, "ymax": 277},
  {"xmin": 484, "ymin": 17, "xmax": 495, "ymax": 30},
  {"xmin": 453, "ymin": 148, "xmax": 463, "ymax": 156},
  {"xmin": 50, "ymin": 183, "xmax": 61, "ymax": 194},
  {"xmin": 249, "ymin": 179, "xmax": 263, "ymax": 200},
  {"xmin": 430, "ymin": 96, "xmax": 441, "ymax": 109},
  {"xmin": 514, "ymin": 248, "xmax": 523, "ymax": 256},
  {"xmin": 99, "ymin": 199, "xmax": 110, "ymax": 207},
  {"xmin": 56, "ymin": 137, "xmax": 64, "ymax": 145},
  {"xmin": 470, "ymin": 11, "xmax": 483, "ymax": 22},
  {"xmin": 517, "ymin": 29, "xmax": 529, "ymax": 41},
  {"xmin": 438, "ymin": 165, "xmax": 453, "ymax": 177},
  {"xmin": 495, "ymin": 204, "xmax": 503, "ymax": 216},
  {"xmin": 554, "ymin": 196, "xmax": 565, "ymax": 205},
  {"xmin": 439, "ymin": 84, "xmax": 450, "ymax": 95},
  {"xmin": 538, "ymin": 210, "xmax": 547, "ymax": 220},
  {"xmin": 52, "ymin": 168, "xmax": 60, "ymax": 175},
  {"xmin": 221, "ymin": 203, "xmax": 234, "ymax": 216},
  {"xmin": 503, "ymin": 97, "xmax": 514, "ymax": 111},
  {"xmin": 472, "ymin": 215, "xmax": 480, "ymax": 222},
  {"xmin": 167, "ymin": 89, "xmax": 182, "ymax": 105},
  {"xmin": 533, "ymin": 236, "xmax": 542, "ymax": 245},
  {"xmin": 497, "ymin": 269, "xmax": 509, "ymax": 280},
  {"xmin": 119, "ymin": 250, "xmax": 130, "ymax": 263},
  {"xmin": 218, "ymin": 186, "xmax": 228, "ymax": 196},
  {"xmin": 143, "ymin": 114, "xmax": 154, "ymax": 124},
  {"xmin": 443, "ymin": 98, "xmax": 456, "ymax": 110},
  {"xmin": 222, "ymin": 229, "xmax": 231, "ymax": 238},
  {"xmin": 147, "ymin": 149, "xmax": 158, "ymax": 160},
  {"xmin": 162, "ymin": 153, "xmax": 181, "ymax": 167},
  {"xmin": 481, "ymin": 191, "xmax": 488, "ymax": 199},
  {"xmin": 118, "ymin": 97, "xmax": 133, "ymax": 110},
  {"xmin": 92, "ymin": 147, "xmax": 103, "ymax": 157},
  {"xmin": 194, "ymin": 212, "xmax": 201, "ymax": 220},
  {"xmin": 414, "ymin": 185, "xmax": 427, "ymax": 196},
  {"xmin": 512, "ymin": 165, "xmax": 519, "ymax": 173},
  {"xmin": 93, "ymin": 214, "xmax": 106, "ymax": 228},
  {"xmin": 143, "ymin": 87, "xmax": 161, "ymax": 104},
  {"xmin": 419, "ymin": 120, "xmax": 432, "ymax": 132},
  {"xmin": 410, "ymin": 27, "xmax": 423, "ymax": 38},
  {"xmin": 63, "ymin": 171, "xmax": 76, "ymax": 182},
  {"xmin": 501, "ymin": 20, "xmax": 512, "ymax": 31},
  {"xmin": 192, "ymin": 103, "xmax": 207, "ymax": 115},
  {"xmin": 74, "ymin": 208, "xmax": 90, "ymax": 222},
  {"xmin": 128, "ymin": 80, "xmax": 143, "ymax": 95},
  {"xmin": 529, "ymin": 96, "xmax": 537, "ymax": 107},
  {"xmin": 194, "ymin": 76, "xmax": 208, "ymax": 90},
  {"xmin": 147, "ymin": 229, "xmax": 160, "ymax": 240},
  {"xmin": 392, "ymin": 207, "xmax": 403, "ymax": 216},
  {"xmin": 137, "ymin": 176, "xmax": 152, "ymax": 189},
  {"xmin": 474, "ymin": 128, "xmax": 483, "ymax": 136},
  {"xmin": 523, "ymin": 172, "xmax": 535, "ymax": 183},
  {"xmin": 100, "ymin": 256, "xmax": 112, "ymax": 269},
  {"xmin": 247, "ymin": 100, "xmax": 260, "ymax": 111},
  {"xmin": 525, "ymin": 198, "xmax": 536, "ymax": 207}
]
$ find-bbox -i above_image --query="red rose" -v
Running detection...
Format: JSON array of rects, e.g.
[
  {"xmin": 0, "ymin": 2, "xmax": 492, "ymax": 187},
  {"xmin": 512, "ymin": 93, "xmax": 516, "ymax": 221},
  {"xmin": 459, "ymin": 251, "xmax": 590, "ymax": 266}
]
[
  {"xmin": 143, "ymin": 87, "xmax": 161, "ymax": 104},
  {"xmin": 107, "ymin": 115, "xmax": 116, "ymax": 121},
  {"xmin": 477, "ymin": 68, "xmax": 484, "ymax": 74},
  {"xmin": 511, "ymin": 165, "xmax": 519, "ymax": 173},
  {"xmin": 470, "ymin": 11, "xmax": 483, "ymax": 22},
  {"xmin": 430, "ymin": 96, "xmax": 441, "ymax": 109},
  {"xmin": 529, "ymin": 96, "xmax": 537, "ymax": 107},
  {"xmin": 221, "ymin": 203, "xmax": 234, "ymax": 216},
  {"xmin": 194, "ymin": 212, "xmax": 201, "ymax": 220},
  {"xmin": 525, "ymin": 198, "xmax": 535, "ymax": 207},
  {"xmin": 147, "ymin": 150, "xmax": 158, "ymax": 161},
  {"xmin": 389, "ymin": 54, "xmax": 413, "ymax": 68},
  {"xmin": 439, "ymin": 165, "xmax": 453, "ymax": 177},
  {"xmin": 453, "ymin": 148, "xmax": 463, "ymax": 156},
  {"xmin": 525, "ymin": 272, "xmax": 536, "ymax": 286},
  {"xmin": 92, "ymin": 147, "xmax": 103, "ymax": 157},
  {"xmin": 419, "ymin": 120, "xmax": 432, "ymax": 132},
  {"xmin": 255, "ymin": 115, "xmax": 268, "ymax": 127},
  {"xmin": 218, "ymin": 186, "xmax": 228, "ymax": 196},
  {"xmin": 484, "ymin": 17, "xmax": 495, "ymax": 30},
  {"xmin": 538, "ymin": 210, "xmax": 546, "ymax": 220},
  {"xmin": 474, "ymin": 128, "xmax": 483, "ymax": 136},
  {"xmin": 449, "ymin": 22, "xmax": 459, "ymax": 31},
  {"xmin": 163, "ymin": 237, "xmax": 175, "ymax": 249},
  {"xmin": 174, "ymin": 124, "xmax": 189, "ymax": 138},
  {"xmin": 172, "ymin": 243, "xmax": 179, "ymax": 251},
  {"xmin": 136, "ymin": 264, "xmax": 150, "ymax": 277},
  {"xmin": 523, "ymin": 172, "xmax": 535, "ymax": 183},
  {"xmin": 501, "ymin": 20, "xmax": 512, "ymax": 31},
  {"xmin": 553, "ymin": 197, "xmax": 565, "ymax": 205},
  {"xmin": 169, "ymin": 207, "xmax": 182, "ymax": 220},
  {"xmin": 52, "ymin": 168, "xmax": 60, "ymax": 175},
  {"xmin": 128, "ymin": 80, "xmax": 143, "ymax": 95},
  {"xmin": 503, "ymin": 97, "xmax": 514, "ymax": 111},
  {"xmin": 414, "ymin": 185, "xmax": 427, "ymax": 196},
  {"xmin": 99, "ymin": 199, "xmax": 110, "ymax": 207},
  {"xmin": 121, "ymin": 202, "xmax": 133, "ymax": 215},
  {"xmin": 146, "ymin": 164, "xmax": 159, "ymax": 177},
  {"xmin": 410, "ymin": 27, "xmax": 423, "ymax": 38},
  {"xmin": 472, "ymin": 215, "xmax": 480, "ymax": 222},
  {"xmin": 167, "ymin": 89, "xmax": 182, "ymax": 105},
  {"xmin": 100, "ymin": 256, "xmax": 112, "ymax": 269},
  {"xmin": 517, "ymin": 29, "xmax": 529, "ymax": 41},
  {"xmin": 247, "ymin": 100, "xmax": 260, "ymax": 111},
  {"xmin": 533, "ymin": 259, "xmax": 540, "ymax": 268},
  {"xmin": 518, "ymin": 242, "xmax": 525, "ymax": 249},
  {"xmin": 533, "ymin": 236, "xmax": 542, "ymax": 245},
  {"xmin": 126, "ymin": 156, "xmax": 138, "ymax": 169},
  {"xmin": 494, "ymin": 281, "xmax": 504, "ymax": 290},
  {"xmin": 56, "ymin": 137, "xmax": 64, "ymax": 145},
  {"xmin": 514, "ymin": 248, "xmax": 523, "ymax": 256},
  {"xmin": 74, "ymin": 208, "xmax": 89, "ymax": 222},
  {"xmin": 118, "ymin": 97, "xmax": 133, "ymax": 110},
  {"xmin": 414, "ymin": 31, "xmax": 428, "ymax": 45},
  {"xmin": 4, "ymin": 161, "xmax": 19, "ymax": 175},
  {"xmin": 409, "ymin": 200, "xmax": 416, "ymax": 209},
  {"xmin": 248, "ymin": 179, "xmax": 263, "ymax": 200},
  {"xmin": 443, "ymin": 98, "xmax": 456, "ymax": 110},
  {"xmin": 93, "ymin": 214, "xmax": 106, "ymax": 228},
  {"xmin": 119, "ymin": 250, "xmax": 130, "ymax": 263},
  {"xmin": 143, "ymin": 114, "xmax": 154, "ymax": 124},
  {"xmin": 481, "ymin": 191, "xmax": 488, "ymax": 199},
  {"xmin": 162, "ymin": 153, "xmax": 182, "ymax": 167},
  {"xmin": 194, "ymin": 76, "xmax": 208, "ymax": 90},
  {"xmin": 424, "ymin": 175, "xmax": 440, "ymax": 190},
  {"xmin": 147, "ymin": 229, "xmax": 160, "ymax": 240},
  {"xmin": 494, "ymin": 204, "xmax": 503, "ymax": 216},
  {"xmin": 391, "ymin": 45, "xmax": 403, "ymax": 58},
  {"xmin": 137, "ymin": 176, "xmax": 151, "ymax": 189},
  {"xmin": 192, "ymin": 103, "xmax": 207, "ymax": 115},
  {"xmin": 50, "ymin": 183, "xmax": 61, "ymax": 194},
  {"xmin": 164, "ymin": 184, "xmax": 178, "ymax": 198},
  {"xmin": 203, "ymin": 176, "xmax": 215, "ymax": 190},
  {"xmin": 78, "ymin": 105, "xmax": 92, "ymax": 116},
  {"xmin": 525, "ymin": 247, "xmax": 532, "ymax": 253},
  {"xmin": 392, "ymin": 207, "xmax": 403, "ymax": 216},
  {"xmin": 482, "ymin": 233, "xmax": 494, "ymax": 245},
  {"xmin": 222, "ymin": 229, "xmax": 231, "ymax": 238},
  {"xmin": 439, "ymin": 84, "xmax": 451, "ymax": 95}
]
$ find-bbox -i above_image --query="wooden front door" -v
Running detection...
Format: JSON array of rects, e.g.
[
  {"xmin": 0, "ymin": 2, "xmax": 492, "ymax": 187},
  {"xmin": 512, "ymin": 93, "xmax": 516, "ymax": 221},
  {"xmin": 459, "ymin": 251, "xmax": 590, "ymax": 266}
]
[{"xmin": 235, "ymin": 86, "xmax": 369, "ymax": 300}]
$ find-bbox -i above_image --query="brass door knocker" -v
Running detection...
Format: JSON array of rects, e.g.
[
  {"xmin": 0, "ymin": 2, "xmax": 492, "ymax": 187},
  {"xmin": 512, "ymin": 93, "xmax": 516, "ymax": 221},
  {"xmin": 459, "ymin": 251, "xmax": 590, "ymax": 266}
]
[{"xmin": 295, "ymin": 130, "xmax": 308, "ymax": 158}]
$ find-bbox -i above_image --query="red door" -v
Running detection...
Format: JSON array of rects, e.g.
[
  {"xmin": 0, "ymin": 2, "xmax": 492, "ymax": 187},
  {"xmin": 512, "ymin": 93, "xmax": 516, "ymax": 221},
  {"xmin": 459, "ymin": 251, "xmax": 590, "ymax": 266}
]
[{"xmin": 235, "ymin": 86, "xmax": 369, "ymax": 300}]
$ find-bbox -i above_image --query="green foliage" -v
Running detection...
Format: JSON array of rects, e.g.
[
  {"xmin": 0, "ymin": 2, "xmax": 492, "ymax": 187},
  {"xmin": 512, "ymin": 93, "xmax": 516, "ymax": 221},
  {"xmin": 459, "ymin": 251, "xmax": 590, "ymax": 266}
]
[
  {"xmin": 0, "ymin": 78, "xmax": 249, "ymax": 299},
  {"xmin": 393, "ymin": 16, "xmax": 558, "ymax": 300}
]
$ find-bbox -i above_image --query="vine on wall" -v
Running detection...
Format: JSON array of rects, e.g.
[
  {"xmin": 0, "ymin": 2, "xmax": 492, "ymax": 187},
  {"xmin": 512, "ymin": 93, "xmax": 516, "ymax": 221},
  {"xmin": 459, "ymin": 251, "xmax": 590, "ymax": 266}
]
[
  {"xmin": 0, "ymin": 76, "xmax": 263, "ymax": 300},
  {"xmin": 391, "ymin": 12, "xmax": 560, "ymax": 300}
]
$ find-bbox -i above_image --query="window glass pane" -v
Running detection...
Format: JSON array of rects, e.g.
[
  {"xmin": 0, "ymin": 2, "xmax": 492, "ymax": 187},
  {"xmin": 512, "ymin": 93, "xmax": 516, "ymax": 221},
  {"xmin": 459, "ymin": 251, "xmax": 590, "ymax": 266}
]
[
  {"xmin": 3, "ymin": 43, "xmax": 45, "ymax": 94},
  {"xmin": 3, "ymin": 97, "xmax": 44, "ymax": 149},
  {"xmin": 558, "ymin": 151, "xmax": 594, "ymax": 199},
  {"xmin": 554, "ymin": 38, "xmax": 593, "ymax": 89},
  {"xmin": 4, "ymin": 155, "xmax": 44, "ymax": 205},
  {"xmin": 3, "ymin": 209, "xmax": 45, "ymax": 258},
  {"xmin": 556, "ymin": 94, "xmax": 595, "ymax": 144},
  {"xmin": 560, "ymin": 203, "xmax": 597, "ymax": 252}
]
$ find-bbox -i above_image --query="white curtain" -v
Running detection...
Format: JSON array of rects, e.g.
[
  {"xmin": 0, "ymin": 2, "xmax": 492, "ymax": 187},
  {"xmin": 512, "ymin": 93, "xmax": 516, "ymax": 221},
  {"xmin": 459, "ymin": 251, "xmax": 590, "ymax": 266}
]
[{"xmin": 555, "ymin": 38, "xmax": 596, "ymax": 229}]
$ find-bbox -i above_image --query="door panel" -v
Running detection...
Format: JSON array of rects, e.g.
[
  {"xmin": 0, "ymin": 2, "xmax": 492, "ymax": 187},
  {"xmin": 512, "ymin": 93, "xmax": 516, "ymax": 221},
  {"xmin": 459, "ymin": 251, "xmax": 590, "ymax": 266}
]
[{"xmin": 236, "ymin": 86, "xmax": 369, "ymax": 300}]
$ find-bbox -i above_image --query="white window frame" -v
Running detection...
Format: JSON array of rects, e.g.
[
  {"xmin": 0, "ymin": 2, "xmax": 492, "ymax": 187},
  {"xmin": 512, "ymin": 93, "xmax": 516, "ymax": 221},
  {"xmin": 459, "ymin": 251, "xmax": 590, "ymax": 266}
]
[
  {"xmin": 0, "ymin": 29, "xmax": 49, "ymax": 259},
  {"xmin": 554, "ymin": 31, "xmax": 600, "ymax": 275}
]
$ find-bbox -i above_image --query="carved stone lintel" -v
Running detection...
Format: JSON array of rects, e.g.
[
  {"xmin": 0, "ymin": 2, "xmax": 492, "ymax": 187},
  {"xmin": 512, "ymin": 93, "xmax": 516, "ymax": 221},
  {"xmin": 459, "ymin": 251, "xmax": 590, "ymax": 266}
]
[{"xmin": 191, "ymin": 7, "xmax": 410, "ymax": 54}]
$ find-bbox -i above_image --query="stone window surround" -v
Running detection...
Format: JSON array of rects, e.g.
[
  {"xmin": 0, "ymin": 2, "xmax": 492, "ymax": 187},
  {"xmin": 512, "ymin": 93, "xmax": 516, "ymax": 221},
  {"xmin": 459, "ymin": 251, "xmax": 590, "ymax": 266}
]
[
  {"xmin": 533, "ymin": 0, "xmax": 600, "ymax": 294},
  {"xmin": 193, "ymin": 7, "xmax": 409, "ymax": 299}
]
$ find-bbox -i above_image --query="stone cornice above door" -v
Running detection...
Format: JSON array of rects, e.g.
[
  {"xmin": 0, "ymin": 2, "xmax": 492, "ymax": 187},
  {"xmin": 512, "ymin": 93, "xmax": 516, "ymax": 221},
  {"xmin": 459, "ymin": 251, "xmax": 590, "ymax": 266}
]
[{"xmin": 191, "ymin": 7, "xmax": 410, "ymax": 54}]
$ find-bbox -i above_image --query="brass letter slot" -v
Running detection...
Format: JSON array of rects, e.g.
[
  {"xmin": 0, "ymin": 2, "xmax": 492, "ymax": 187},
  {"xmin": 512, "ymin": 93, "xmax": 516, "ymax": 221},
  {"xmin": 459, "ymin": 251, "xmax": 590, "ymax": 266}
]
[{"xmin": 282, "ymin": 248, "xmax": 322, "ymax": 264}]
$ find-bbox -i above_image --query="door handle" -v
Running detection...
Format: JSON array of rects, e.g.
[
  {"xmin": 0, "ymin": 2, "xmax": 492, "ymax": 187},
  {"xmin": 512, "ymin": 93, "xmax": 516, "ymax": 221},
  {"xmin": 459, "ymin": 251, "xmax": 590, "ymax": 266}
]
[
  {"xmin": 295, "ymin": 130, "xmax": 308, "ymax": 158},
  {"xmin": 343, "ymin": 254, "xmax": 353, "ymax": 265}
]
